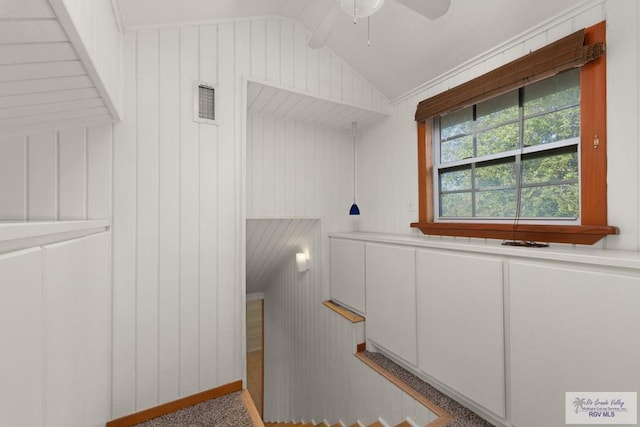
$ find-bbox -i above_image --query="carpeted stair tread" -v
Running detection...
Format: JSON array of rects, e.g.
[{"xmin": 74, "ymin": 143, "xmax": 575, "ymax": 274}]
[
  {"xmin": 133, "ymin": 391, "xmax": 253, "ymax": 426},
  {"xmin": 362, "ymin": 351, "xmax": 495, "ymax": 427}
]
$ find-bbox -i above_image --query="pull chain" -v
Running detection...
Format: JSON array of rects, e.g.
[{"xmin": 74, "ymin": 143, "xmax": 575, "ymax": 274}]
[{"xmin": 353, "ymin": 0, "xmax": 357, "ymax": 23}]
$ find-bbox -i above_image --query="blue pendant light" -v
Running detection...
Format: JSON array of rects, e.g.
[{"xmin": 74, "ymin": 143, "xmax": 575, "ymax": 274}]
[{"xmin": 349, "ymin": 121, "xmax": 360, "ymax": 215}]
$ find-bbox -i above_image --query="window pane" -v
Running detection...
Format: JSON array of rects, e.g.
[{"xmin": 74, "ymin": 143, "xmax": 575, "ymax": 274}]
[
  {"xmin": 523, "ymin": 150, "xmax": 578, "ymax": 184},
  {"xmin": 476, "ymin": 189, "xmax": 517, "ymax": 217},
  {"xmin": 440, "ymin": 192, "xmax": 472, "ymax": 217},
  {"xmin": 523, "ymin": 106, "xmax": 579, "ymax": 146},
  {"xmin": 520, "ymin": 184, "xmax": 579, "ymax": 218},
  {"xmin": 524, "ymin": 68, "xmax": 579, "ymax": 116},
  {"xmin": 440, "ymin": 107, "xmax": 473, "ymax": 140},
  {"xmin": 477, "ymin": 122, "xmax": 519, "ymax": 156},
  {"xmin": 440, "ymin": 167, "xmax": 471, "ymax": 192},
  {"xmin": 441, "ymin": 135, "xmax": 473, "ymax": 163},
  {"xmin": 476, "ymin": 90, "xmax": 518, "ymax": 130},
  {"xmin": 476, "ymin": 161, "xmax": 516, "ymax": 189}
]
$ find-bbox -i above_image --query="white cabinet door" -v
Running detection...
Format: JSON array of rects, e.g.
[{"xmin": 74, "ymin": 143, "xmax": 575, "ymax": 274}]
[
  {"xmin": 365, "ymin": 243, "xmax": 417, "ymax": 366},
  {"xmin": 331, "ymin": 238, "xmax": 365, "ymax": 314},
  {"xmin": 510, "ymin": 261, "xmax": 640, "ymax": 427},
  {"xmin": 0, "ymin": 248, "xmax": 45, "ymax": 427},
  {"xmin": 44, "ymin": 233, "xmax": 111, "ymax": 427},
  {"xmin": 416, "ymin": 250, "xmax": 505, "ymax": 418}
]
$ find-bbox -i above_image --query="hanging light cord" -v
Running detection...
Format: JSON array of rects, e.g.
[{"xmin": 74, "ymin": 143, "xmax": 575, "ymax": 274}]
[
  {"xmin": 502, "ymin": 89, "xmax": 548, "ymax": 248},
  {"xmin": 353, "ymin": 0, "xmax": 357, "ymax": 24},
  {"xmin": 352, "ymin": 122, "xmax": 357, "ymax": 203}
]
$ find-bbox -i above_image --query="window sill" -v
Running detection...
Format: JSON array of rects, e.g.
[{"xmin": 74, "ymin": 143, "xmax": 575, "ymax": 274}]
[{"xmin": 409, "ymin": 222, "xmax": 619, "ymax": 245}]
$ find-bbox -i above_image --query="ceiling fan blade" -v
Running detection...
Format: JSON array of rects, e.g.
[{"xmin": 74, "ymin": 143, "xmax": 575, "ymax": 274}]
[
  {"xmin": 308, "ymin": 1, "xmax": 342, "ymax": 49},
  {"xmin": 395, "ymin": 0, "xmax": 451, "ymax": 20}
]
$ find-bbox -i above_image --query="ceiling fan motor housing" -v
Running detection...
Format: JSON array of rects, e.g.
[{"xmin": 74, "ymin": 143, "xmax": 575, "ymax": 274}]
[{"xmin": 339, "ymin": 0, "xmax": 387, "ymax": 19}]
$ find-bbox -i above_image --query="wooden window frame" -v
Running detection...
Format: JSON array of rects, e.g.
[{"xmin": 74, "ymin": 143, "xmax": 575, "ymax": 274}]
[{"xmin": 411, "ymin": 21, "xmax": 619, "ymax": 245}]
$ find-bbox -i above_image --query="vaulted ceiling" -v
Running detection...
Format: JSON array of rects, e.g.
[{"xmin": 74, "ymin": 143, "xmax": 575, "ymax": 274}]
[{"xmin": 116, "ymin": 0, "xmax": 589, "ymax": 100}]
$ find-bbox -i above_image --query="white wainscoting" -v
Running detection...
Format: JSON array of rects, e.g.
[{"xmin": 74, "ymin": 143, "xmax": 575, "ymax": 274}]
[{"xmin": 0, "ymin": 232, "xmax": 111, "ymax": 427}]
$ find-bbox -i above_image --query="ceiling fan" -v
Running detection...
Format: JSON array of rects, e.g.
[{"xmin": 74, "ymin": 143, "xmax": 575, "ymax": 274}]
[{"xmin": 308, "ymin": 0, "xmax": 451, "ymax": 49}]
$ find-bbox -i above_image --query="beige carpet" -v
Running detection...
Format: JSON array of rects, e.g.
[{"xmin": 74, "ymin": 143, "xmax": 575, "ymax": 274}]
[
  {"xmin": 133, "ymin": 391, "xmax": 254, "ymax": 427},
  {"xmin": 363, "ymin": 351, "xmax": 494, "ymax": 427}
]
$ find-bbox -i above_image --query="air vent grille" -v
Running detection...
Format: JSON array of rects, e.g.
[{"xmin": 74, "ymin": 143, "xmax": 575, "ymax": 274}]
[
  {"xmin": 193, "ymin": 82, "xmax": 218, "ymax": 125},
  {"xmin": 198, "ymin": 85, "xmax": 215, "ymax": 120}
]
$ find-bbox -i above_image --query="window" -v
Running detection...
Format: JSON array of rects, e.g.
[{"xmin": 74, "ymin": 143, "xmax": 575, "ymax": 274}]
[
  {"xmin": 412, "ymin": 21, "xmax": 618, "ymax": 245},
  {"xmin": 436, "ymin": 69, "xmax": 580, "ymax": 220}
]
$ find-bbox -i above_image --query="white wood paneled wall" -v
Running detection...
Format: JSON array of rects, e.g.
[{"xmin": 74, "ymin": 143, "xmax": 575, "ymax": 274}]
[
  {"xmin": 359, "ymin": 0, "xmax": 640, "ymax": 252},
  {"xmin": 52, "ymin": 0, "xmax": 123, "ymax": 116},
  {"xmin": 0, "ymin": 124, "xmax": 113, "ymax": 221},
  {"xmin": 0, "ymin": 232, "xmax": 111, "ymax": 427},
  {"xmin": 263, "ymin": 223, "xmax": 437, "ymax": 425},
  {"xmin": 247, "ymin": 113, "xmax": 354, "ymax": 220},
  {"xmin": 246, "ymin": 218, "xmax": 320, "ymax": 295},
  {"xmin": 0, "ymin": 0, "xmax": 121, "ymax": 136},
  {"xmin": 111, "ymin": 17, "xmax": 385, "ymax": 418},
  {"xmin": 246, "ymin": 113, "xmax": 358, "ymax": 308}
]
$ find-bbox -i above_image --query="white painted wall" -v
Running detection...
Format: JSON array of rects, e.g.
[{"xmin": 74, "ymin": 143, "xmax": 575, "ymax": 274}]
[
  {"xmin": 358, "ymin": 0, "xmax": 640, "ymax": 253},
  {"xmin": 111, "ymin": 17, "xmax": 387, "ymax": 418},
  {"xmin": 263, "ymin": 223, "xmax": 437, "ymax": 426},
  {"xmin": 54, "ymin": 0, "xmax": 123, "ymax": 117},
  {"xmin": 247, "ymin": 112, "xmax": 358, "ymax": 302},
  {"xmin": 0, "ymin": 232, "xmax": 111, "ymax": 427},
  {"xmin": 0, "ymin": 124, "xmax": 113, "ymax": 221}
]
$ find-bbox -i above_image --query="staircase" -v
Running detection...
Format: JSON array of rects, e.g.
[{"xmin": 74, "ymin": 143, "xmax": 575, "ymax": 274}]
[{"xmin": 265, "ymin": 421, "xmax": 414, "ymax": 427}]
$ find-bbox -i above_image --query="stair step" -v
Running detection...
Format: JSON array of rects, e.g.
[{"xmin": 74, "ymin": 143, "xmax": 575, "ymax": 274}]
[{"xmin": 264, "ymin": 423, "xmax": 324, "ymax": 427}]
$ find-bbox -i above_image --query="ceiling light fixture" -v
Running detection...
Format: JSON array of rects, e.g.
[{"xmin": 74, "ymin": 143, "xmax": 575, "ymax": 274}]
[
  {"xmin": 340, "ymin": 0, "xmax": 386, "ymax": 21},
  {"xmin": 339, "ymin": 0, "xmax": 386, "ymax": 46}
]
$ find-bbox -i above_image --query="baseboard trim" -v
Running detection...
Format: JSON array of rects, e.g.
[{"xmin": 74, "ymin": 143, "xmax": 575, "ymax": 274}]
[
  {"xmin": 105, "ymin": 380, "xmax": 243, "ymax": 427},
  {"xmin": 241, "ymin": 389, "xmax": 265, "ymax": 426}
]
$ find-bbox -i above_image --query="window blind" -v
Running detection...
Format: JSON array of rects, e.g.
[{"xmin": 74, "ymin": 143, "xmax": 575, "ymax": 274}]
[{"xmin": 415, "ymin": 28, "xmax": 605, "ymax": 122}]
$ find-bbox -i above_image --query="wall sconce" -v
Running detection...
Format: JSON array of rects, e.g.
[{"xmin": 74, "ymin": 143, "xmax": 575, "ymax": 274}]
[{"xmin": 296, "ymin": 253, "xmax": 309, "ymax": 272}]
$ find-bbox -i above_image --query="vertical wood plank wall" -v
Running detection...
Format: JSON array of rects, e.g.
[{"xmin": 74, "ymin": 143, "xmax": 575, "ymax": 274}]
[
  {"xmin": 110, "ymin": 18, "xmax": 388, "ymax": 418},
  {"xmin": 0, "ymin": 124, "xmax": 113, "ymax": 220},
  {"xmin": 58, "ymin": 0, "xmax": 122, "ymax": 115},
  {"xmin": 358, "ymin": 1, "xmax": 640, "ymax": 252},
  {"xmin": 263, "ymin": 223, "xmax": 436, "ymax": 426}
]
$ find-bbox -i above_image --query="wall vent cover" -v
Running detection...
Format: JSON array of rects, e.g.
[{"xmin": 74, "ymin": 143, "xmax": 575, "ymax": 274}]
[{"xmin": 194, "ymin": 82, "xmax": 218, "ymax": 125}]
